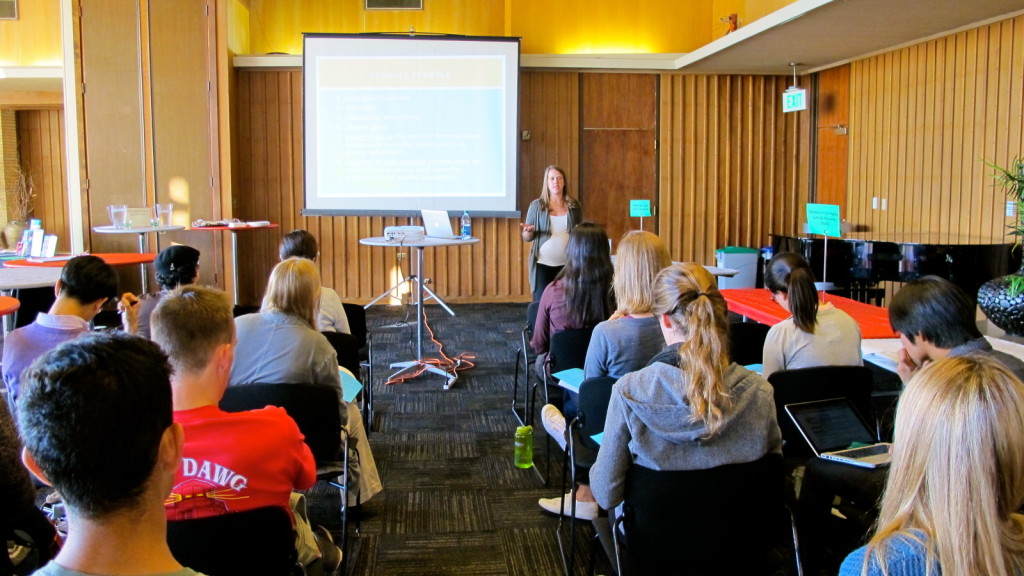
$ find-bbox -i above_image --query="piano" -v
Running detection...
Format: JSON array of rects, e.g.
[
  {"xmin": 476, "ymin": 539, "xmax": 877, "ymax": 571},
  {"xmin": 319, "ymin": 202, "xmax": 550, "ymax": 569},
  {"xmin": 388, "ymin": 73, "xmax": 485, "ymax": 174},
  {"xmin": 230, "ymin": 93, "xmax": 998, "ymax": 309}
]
[{"xmin": 771, "ymin": 233, "xmax": 1020, "ymax": 302}]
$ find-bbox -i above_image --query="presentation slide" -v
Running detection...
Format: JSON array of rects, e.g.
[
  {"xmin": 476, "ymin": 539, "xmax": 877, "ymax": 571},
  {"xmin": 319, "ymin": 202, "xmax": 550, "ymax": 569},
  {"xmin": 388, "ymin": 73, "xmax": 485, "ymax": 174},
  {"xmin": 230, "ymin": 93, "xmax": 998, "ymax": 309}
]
[{"xmin": 303, "ymin": 35, "xmax": 520, "ymax": 216}]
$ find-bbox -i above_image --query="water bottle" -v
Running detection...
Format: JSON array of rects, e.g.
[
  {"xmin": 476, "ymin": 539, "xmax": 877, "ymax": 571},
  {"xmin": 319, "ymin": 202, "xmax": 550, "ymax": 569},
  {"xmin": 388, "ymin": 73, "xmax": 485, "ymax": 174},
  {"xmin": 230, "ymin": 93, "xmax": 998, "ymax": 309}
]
[
  {"xmin": 514, "ymin": 425, "xmax": 533, "ymax": 468},
  {"xmin": 461, "ymin": 210, "xmax": 472, "ymax": 239}
]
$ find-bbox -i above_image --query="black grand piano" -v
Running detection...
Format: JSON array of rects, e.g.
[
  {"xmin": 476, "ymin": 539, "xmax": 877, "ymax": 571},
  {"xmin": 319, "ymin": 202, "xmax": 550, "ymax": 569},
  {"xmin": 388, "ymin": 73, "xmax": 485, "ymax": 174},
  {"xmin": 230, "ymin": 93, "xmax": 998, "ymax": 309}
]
[{"xmin": 771, "ymin": 233, "xmax": 1020, "ymax": 303}]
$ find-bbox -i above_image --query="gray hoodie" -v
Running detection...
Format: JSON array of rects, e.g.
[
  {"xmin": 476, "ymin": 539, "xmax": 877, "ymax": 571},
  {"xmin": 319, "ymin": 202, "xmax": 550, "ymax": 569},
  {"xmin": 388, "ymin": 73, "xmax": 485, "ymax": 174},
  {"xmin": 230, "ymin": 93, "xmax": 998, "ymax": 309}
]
[{"xmin": 590, "ymin": 355, "xmax": 783, "ymax": 509}]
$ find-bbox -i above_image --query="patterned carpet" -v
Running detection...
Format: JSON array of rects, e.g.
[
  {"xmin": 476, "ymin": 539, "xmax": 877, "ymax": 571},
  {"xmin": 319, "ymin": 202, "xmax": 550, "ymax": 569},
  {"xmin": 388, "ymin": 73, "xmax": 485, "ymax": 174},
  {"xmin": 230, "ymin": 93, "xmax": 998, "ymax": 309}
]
[{"xmin": 306, "ymin": 302, "xmax": 612, "ymax": 576}]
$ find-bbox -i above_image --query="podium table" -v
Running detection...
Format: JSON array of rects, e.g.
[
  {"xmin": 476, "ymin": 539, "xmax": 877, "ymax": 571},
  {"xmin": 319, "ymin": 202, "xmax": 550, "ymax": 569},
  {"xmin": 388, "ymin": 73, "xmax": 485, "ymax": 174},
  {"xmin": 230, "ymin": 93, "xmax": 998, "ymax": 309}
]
[{"xmin": 360, "ymin": 236, "xmax": 479, "ymax": 388}]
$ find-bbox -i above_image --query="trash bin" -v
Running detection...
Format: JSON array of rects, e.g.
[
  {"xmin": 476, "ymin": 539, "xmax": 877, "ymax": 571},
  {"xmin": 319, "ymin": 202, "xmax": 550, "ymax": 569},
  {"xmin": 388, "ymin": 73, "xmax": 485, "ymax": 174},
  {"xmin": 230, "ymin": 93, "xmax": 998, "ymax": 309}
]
[{"xmin": 715, "ymin": 246, "xmax": 759, "ymax": 289}]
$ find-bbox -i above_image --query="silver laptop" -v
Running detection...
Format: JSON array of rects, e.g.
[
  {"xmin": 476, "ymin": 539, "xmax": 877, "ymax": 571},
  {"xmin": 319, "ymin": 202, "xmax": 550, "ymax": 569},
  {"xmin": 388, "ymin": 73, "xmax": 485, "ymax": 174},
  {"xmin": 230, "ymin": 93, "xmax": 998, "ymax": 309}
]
[
  {"xmin": 421, "ymin": 209, "xmax": 457, "ymax": 239},
  {"xmin": 785, "ymin": 398, "xmax": 892, "ymax": 468}
]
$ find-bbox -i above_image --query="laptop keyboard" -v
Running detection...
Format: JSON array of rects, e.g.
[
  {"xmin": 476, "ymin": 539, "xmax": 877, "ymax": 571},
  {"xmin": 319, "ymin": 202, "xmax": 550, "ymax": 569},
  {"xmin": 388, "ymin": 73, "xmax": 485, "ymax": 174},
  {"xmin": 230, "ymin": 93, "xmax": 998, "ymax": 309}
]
[{"xmin": 836, "ymin": 444, "xmax": 889, "ymax": 459}]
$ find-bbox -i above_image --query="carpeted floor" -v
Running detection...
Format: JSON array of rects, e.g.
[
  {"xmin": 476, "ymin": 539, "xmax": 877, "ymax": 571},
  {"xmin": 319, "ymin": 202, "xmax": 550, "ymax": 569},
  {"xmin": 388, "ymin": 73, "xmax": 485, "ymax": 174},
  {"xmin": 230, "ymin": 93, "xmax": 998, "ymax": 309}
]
[{"xmin": 306, "ymin": 302, "xmax": 612, "ymax": 576}]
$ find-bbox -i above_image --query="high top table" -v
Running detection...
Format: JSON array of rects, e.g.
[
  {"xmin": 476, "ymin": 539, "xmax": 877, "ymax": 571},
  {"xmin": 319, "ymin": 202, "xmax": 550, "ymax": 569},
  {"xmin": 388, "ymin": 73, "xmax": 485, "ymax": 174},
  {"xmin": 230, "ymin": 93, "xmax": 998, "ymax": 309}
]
[
  {"xmin": 94, "ymin": 225, "xmax": 185, "ymax": 292},
  {"xmin": 360, "ymin": 235, "xmax": 479, "ymax": 388},
  {"xmin": 0, "ymin": 266, "xmax": 62, "ymax": 334},
  {"xmin": 189, "ymin": 223, "xmax": 279, "ymax": 304},
  {"xmin": 720, "ymin": 288, "xmax": 899, "ymax": 339}
]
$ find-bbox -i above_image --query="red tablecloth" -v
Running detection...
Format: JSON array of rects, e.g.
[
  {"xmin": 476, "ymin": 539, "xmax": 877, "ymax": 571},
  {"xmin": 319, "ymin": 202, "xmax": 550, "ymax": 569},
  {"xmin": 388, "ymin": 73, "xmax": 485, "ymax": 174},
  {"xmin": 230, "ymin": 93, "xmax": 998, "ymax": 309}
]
[
  {"xmin": 720, "ymin": 288, "xmax": 898, "ymax": 339},
  {"xmin": 0, "ymin": 295, "xmax": 19, "ymax": 316},
  {"xmin": 4, "ymin": 253, "xmax": 156, "ymax": 268}
]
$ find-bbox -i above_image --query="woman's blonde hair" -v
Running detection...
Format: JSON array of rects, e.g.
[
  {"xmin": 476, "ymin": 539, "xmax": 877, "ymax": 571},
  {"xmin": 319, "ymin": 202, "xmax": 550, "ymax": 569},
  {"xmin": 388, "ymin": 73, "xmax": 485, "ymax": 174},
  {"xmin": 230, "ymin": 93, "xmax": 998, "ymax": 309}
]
[
  {"xmin": 261, "ymin": 257, "xmax": 321, "ymax": 329},
  {"xmin": 538, "ymin": 165, "xmax": 578, "ymax": 211},
  {"xmin": 613, "ymin": 231, "xmax": 672, "ymax": 315},
  {"xmin": 652, "ymin": 263, "xmax": 731, "ymax": 435},
  {"xmin": 861, "ymin": 355, "xmax": 1024, "ymax": 576}
]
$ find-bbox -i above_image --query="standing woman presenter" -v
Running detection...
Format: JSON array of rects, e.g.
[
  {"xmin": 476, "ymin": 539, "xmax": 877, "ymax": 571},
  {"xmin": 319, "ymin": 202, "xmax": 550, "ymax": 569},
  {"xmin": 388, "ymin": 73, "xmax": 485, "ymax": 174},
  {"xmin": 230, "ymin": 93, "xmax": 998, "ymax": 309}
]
[{"xmin": 521, "ymin": 165, "xmax": 583, "ymax": 301}]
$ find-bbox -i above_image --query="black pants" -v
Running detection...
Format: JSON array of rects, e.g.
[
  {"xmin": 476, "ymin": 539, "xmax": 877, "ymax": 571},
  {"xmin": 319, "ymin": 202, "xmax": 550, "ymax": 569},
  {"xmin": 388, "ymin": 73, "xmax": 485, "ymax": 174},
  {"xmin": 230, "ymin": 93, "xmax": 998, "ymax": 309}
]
[{"xmin": 533, "ymin": 263, "xmax": 563, "ymax": 301}]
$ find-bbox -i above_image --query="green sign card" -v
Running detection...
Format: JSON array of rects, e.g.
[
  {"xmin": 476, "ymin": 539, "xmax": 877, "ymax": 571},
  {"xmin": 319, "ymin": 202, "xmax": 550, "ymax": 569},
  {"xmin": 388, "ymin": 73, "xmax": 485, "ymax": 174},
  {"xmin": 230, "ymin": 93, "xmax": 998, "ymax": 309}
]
[
  {"xmin": 806, "ymin": 203, "xmax": 841, "ymax": 237},
  {"xmin": 630, "ymin": 200, "xmax": 652, "ymax": 218}
]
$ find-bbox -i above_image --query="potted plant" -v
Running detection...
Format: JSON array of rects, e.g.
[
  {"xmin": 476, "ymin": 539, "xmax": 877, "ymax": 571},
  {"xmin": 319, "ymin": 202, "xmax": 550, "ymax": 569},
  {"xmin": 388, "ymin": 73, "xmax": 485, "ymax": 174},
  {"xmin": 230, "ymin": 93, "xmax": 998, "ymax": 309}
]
[
  {"xmin": 978, "ymin": 155, "xmax": 1024, "ymax": 335},
  {"xmin": 3, "ymin": 165, "xmax": 35, "ymax": 250}
]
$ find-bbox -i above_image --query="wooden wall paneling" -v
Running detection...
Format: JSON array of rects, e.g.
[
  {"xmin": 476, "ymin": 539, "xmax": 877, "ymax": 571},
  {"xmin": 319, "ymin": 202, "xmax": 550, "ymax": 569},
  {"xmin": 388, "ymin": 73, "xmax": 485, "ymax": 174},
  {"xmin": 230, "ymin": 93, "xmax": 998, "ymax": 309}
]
[
  {"xmin": 16, "ymin": 109, "xmax": 69, "ymax": 252},
  {"xmin": 815, "ymin": 65, "xmax": 849, "ymax": 211},
  {"xmin": 79, "ymin": 0, "xmax": 146, "ymax": 265},
  {"xmin": 148, "ymin": 0, "xmax": 221, "ymax": 290}
]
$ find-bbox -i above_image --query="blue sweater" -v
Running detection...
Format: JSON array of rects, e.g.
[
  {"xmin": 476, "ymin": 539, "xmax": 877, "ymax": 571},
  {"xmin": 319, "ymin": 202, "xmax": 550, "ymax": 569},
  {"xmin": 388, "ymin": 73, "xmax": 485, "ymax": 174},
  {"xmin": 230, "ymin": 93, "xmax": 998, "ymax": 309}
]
[{"xmin": 840, "ymin": 533, "xmax": 938, "ymax": 576}]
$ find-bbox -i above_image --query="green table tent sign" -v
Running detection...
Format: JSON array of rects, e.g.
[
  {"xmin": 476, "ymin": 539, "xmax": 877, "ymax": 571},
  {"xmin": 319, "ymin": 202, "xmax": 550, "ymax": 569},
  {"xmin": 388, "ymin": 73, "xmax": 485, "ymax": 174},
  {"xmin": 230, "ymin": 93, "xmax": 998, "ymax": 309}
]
[
  {"xmin": 806, "ymin": 204, "xmax": 841, "ymax": 237},
  {"xmin": 630, "ymin": 200, "xmax": 652, "ymax": 218}
]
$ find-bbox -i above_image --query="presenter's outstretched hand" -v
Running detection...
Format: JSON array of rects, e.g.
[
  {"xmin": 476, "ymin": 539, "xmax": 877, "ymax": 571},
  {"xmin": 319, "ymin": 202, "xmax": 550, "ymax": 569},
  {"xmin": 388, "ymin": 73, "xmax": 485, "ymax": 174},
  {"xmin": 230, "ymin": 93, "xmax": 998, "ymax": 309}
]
[{"xmin": 520, "ymin": 222, "xmax": 535, "ymax": 240}]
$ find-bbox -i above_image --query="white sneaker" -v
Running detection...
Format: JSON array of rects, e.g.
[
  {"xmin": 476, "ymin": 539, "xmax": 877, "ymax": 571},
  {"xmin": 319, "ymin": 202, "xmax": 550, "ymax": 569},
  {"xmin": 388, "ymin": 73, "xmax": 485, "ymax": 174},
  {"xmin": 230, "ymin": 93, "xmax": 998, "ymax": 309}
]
[
  {"xmin": 538, "ymin": 493, "xmax": 599, "ymax": 521},
  {"xmin": 541, "ymin": 404, "xmax": 567, "ymax": 451}
]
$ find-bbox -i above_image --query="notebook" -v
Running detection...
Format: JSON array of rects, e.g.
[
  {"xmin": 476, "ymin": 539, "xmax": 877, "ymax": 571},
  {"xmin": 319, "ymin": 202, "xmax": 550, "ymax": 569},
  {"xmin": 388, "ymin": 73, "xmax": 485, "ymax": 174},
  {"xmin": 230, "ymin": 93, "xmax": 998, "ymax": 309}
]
[
  {"xmin": 785, "ymin": 398, "xmax": 892, "ymax": 468},
  {"xmin": 421, "ymin": 210, "xmax": 457, "ymax": 239}
]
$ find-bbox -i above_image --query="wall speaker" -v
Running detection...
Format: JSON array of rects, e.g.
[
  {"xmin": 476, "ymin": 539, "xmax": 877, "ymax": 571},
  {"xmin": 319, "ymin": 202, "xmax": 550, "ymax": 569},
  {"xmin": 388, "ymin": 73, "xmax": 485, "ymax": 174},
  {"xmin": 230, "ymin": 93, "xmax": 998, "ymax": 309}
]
[
  {"xmin": 365, "ymin": 0, "xmax": 422, "ymax": 10},
  {"xmin": 0, "ymin": 0, "xmax": 18, "ymax": 20}
]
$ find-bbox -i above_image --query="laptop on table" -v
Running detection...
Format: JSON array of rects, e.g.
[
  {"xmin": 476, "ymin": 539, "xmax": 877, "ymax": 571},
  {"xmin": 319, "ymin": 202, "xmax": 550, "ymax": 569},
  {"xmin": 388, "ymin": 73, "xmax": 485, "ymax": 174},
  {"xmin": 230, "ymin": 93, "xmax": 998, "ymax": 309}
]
[
  {"xmin": 785, "ymin": 398, "xmax": 892, "ymax": 468},
  {"xmin": 420, "ymin": 210, "xmax": 457, "ymax": 239}
]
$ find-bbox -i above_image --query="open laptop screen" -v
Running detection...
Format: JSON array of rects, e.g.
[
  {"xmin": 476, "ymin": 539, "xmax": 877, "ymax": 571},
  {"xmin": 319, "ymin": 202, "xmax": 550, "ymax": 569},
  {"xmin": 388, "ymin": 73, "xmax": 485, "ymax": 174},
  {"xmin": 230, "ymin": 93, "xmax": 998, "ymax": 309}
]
[{"xmin": 786, "ymin": 398, "xmax": 877, "ymax": 454}]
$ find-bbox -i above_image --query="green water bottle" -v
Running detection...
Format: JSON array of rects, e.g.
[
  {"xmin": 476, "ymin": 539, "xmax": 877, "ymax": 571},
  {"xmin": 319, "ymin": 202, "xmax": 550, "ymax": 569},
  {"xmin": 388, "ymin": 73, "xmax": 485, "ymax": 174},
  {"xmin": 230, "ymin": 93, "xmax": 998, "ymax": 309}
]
[{"xmin": 514, "ymin": 425, "xmax": 533, "ymax": 469}]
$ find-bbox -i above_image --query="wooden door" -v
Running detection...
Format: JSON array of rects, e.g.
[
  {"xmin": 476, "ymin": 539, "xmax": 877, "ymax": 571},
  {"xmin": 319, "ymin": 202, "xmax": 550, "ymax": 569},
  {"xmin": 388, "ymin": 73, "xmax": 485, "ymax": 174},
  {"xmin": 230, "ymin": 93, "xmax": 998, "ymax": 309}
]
[
  {"xmin": 580, "ymin": 74, "xmax": 658, "ymax": 249},
  {"xmin": 815, "ymin": 65, "xmax": 850, "ymax": 219}
]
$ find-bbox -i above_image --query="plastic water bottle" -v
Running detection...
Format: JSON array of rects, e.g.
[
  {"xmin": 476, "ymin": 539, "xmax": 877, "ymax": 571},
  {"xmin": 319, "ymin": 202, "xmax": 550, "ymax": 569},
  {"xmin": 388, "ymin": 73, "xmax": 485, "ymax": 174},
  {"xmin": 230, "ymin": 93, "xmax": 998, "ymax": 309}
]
[
  {"xmin": 461, "ymin": 210, "xmax": 472, "ymax": 239},
  {"xmin": 514, "ymin": 425, "xmax": 533, "ymax": 468}
]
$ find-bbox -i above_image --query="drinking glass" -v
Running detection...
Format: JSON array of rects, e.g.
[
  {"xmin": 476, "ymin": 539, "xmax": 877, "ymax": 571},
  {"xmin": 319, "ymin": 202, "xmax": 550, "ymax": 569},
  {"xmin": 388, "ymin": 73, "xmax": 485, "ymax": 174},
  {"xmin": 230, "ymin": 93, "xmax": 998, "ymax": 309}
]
[
  {"xmin": 108, "ymin": 205, "xmax": 128, "ymax": 229},
  {"xmin": 155, "ymin": 203, "xmax": 173, "ymax": 227}
]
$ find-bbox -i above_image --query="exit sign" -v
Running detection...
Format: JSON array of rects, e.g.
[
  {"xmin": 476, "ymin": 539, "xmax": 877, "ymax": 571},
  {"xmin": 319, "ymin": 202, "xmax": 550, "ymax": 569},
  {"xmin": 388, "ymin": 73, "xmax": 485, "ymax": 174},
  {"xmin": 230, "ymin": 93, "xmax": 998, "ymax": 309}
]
[{"xmin": 782, "ymin": 87, "xmax": 807, "ymax": 113}]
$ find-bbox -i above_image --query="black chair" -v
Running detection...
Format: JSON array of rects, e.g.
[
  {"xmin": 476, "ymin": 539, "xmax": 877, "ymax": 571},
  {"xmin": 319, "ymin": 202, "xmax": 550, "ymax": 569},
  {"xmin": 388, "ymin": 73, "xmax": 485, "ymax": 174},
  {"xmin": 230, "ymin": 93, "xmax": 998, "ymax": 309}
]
[
  {"xmin": 557, "ymin": 376, "xmax": 617, "ymax": 576},
  {"xmin": 610, "ymin": 454, "xmax": 793, "ymax": 576},
  {"xmin": 543, "ymin": 327, "xmax": 594, "ymax": 407},
  {"xmin": 512, "ymin": 301, "xmax": 540, "ymax": 426},
  {"xmin": 767, "ymin": 365, "xmax": 875, "ymax": 459},
  {"xmin": 728, "ymin": 320, "xmax": 771, "ymax": 366},
  {"xmin": 167, "ymin": 506, "xmax": 298, "ymax": 576},
  {"xmin": 220, "ymin": 383, "xmax": 353, "ymax": 573},
  {"xmin": 321, "ymin": 331, "xmax": 362, "ymax": 385},
  {"xmin": 342, "ymin": 302, "xmax": 374, "ymax": 428}
]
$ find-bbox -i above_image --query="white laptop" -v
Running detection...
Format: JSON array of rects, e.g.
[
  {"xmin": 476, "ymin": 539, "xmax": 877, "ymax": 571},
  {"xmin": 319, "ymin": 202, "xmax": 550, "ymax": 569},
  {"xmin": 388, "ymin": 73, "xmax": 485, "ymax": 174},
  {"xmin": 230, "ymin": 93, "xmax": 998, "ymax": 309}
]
[
  {"xmin": 785, "ymin": 398, "xmax": 892, "ymax": 468},
  {"xmin": 421, "ymin": 210, "xmax": 457, "ymax": 239}
]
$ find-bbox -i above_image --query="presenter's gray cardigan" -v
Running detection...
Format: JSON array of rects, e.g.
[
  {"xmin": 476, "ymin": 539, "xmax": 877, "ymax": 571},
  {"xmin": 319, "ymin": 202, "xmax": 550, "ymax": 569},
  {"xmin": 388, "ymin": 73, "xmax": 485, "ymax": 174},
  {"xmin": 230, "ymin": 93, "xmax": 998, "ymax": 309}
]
[
  {"xmin": 590, "ymin": 346, "xmax": 783, "ymax": 510},
  {"xmin": 523, "ymin": 198, "xmax": 582, "ymax": 293}
]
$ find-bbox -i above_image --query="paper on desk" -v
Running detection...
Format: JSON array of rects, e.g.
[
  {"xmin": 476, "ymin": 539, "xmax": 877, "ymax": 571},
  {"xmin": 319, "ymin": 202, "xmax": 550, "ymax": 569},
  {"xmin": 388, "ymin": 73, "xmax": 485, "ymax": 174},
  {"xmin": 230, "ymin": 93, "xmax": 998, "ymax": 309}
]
[
  {"xmin": 338, "ymin": 368, "xmax": 364, "ymax": 403},
  {"xmin": 591, "ymin": 432, "xmax": 604, "ymax": 445},
  {"xmin": 864, "ymin": 352, "xmax": 899, "ymax": 373},
  {"xmin": 744, "ymin": 363, "xmax": 763, "ymax": 375},
  {"xmin": 552, "ymin": 368, "xmax": 585, "ymax": 393}
]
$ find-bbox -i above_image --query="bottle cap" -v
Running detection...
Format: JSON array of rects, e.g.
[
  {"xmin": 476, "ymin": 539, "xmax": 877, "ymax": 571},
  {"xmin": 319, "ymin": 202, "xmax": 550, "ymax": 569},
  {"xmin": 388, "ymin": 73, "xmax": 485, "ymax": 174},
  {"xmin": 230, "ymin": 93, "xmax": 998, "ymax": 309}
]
[{"xmin": 516, "ymin": 425, "xmax": 532, "ymax": 434}]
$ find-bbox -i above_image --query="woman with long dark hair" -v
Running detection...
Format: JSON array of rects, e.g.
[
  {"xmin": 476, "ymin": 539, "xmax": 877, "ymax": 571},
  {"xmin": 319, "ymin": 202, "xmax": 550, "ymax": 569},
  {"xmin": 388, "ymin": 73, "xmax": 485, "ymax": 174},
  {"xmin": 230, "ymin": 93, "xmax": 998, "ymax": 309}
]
[
  {"xmin": 762, "ymin": 252, "xmax": 861, "ymax": 378},
  {"xmin": 529, "ymin": 221, "xmax": 614, "ymax": 373},
  {"xmin": 520, "ymin": 166, "xmax": 584, "ymax": 301}
]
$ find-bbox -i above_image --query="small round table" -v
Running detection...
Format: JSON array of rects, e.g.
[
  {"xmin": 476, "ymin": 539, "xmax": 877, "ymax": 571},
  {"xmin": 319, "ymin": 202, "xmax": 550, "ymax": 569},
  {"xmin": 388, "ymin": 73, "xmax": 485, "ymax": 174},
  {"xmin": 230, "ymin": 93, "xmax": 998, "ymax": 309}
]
[
  {"xmin": 94, "ymin": 225, "xmax": 185, "ymax": 291},
  {"xmin": 189, "ymin": 224, "xmax": 280, "ymax": 304}
]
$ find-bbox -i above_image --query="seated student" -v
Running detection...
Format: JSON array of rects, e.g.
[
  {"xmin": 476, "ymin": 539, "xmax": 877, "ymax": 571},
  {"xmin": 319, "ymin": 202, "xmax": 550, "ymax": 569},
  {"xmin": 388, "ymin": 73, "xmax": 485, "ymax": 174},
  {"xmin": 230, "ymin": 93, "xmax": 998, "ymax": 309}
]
[
  {"xmin": 279, "ymin": 229, "xmax": 350, "ymax": 334},
  {"xmin": 537, "ymin": 230, "xmax": 671, "ymax": 521},
  {"xmin": 1, "ymin": 401, "xmax": 58, "ymax": 574},
  {"xmin": 136, "ymin": 244, "xmax": 200, "ymax": 339},
  {"xmin": 591, "ymin": 263, "xmax": 782, "ymax": 509},
  {"xmin": 230, "ymin": 257, "xmax": 382, "ymax": 504},
  {"xmin": 840, "ymin": 355, "xmax": 1024, "ymax": 576},
  {"xmin": 152, "ymin": 285, "xmax": 340, "ymax": 570},
  {"xmin": 530, "ymin": 222, "xmax": 614, "ymax": 379},
  {"xmin": 2, "ymin": 255, "xmax": 139, "ymax": 402},
  {"xmin": 890, "ymin": 275, "xmax": 1024, "ymax": 383},
  {"xmin": 16, "ymin": 332, "xmax": 200, "ymax": 576},
  {"xmin": 762, "ymin": 252, "xmax": 862, "ymax": 379}
]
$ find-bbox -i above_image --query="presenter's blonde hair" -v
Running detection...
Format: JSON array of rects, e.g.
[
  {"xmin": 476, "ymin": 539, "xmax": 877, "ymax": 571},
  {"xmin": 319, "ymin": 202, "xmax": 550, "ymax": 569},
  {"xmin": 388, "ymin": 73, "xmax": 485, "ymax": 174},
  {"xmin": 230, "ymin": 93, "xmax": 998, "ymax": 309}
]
[
  {"xmin": 613, "ymin": 231, "xmax": 671, "ymax": 315},
  {"xmin": 652, "ymin": 263, "xmax": 731, "ymax": 436},
  {"xmin": 262, "ymin": 257, "xmax": 321, "ymax": 330},
  {"xmin": 859, "ymin": 355, "xmax": 1024, "ymax": 576}
]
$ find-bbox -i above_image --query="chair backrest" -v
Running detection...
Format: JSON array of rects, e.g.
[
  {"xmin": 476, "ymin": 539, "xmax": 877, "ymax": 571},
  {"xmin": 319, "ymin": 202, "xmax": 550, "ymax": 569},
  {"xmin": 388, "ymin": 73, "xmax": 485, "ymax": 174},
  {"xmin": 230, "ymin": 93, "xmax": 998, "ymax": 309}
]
[
  {"xmin": 548, "ymin": 327, "xmax": 594, "ymax": 374},
  {"xmin": 728, "ymin": 321, "xmax": 771, "ymax": 366},
  {"xmin": 576, "ymin": 376, "xmax": 617, "ymax": 451},
  {"xmin": 322, "ymin": 331, "xmax": 361, "ymax": 378},
  {"xmin": 341, "ymin": 302, "xmax": 368, "ymax": 350},
  {"xmin": 767, "ymin": 365, "xmax": 875, "ymax": 458},
  {"xmin": 621, "ymin": 453, "xmax": 789, "ymax": 575},
  {"xmin": 220, "ymin": 383, "xmax": 341, "ymax": 462},
  {"xmin": 167, "ymin": 505, "xmax": 296, "ymax": 576},
  {"xmin": 525, "ymin": 301, "xmax": 540, "ymax": 335}
]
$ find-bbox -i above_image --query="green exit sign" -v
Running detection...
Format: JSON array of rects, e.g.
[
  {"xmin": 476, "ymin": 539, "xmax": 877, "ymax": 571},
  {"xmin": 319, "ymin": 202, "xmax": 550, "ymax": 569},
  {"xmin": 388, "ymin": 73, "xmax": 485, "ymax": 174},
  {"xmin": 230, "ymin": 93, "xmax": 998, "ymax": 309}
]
[{"xmin": 782, "ymin": 87, "xmax": 807, "ymax": 113}]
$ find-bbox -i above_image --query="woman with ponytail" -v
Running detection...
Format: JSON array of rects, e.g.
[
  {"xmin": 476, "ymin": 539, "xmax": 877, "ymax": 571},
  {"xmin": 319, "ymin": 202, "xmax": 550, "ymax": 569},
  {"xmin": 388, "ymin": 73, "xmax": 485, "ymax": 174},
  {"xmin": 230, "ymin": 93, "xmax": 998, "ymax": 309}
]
[
  {"xmin": 761, "ymin": 252, "xmax": 862, "ymax": 379},
  {"xmin": 590, "ymin": 263, "xmax": 782, "ymax": 510}
]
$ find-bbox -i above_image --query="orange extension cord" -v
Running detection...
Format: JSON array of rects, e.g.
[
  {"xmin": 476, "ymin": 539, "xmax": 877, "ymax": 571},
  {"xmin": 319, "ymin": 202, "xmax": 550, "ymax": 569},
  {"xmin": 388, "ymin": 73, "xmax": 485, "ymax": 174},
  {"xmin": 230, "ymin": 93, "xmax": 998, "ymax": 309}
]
[{"xmin": 385, "ymin": 304, "xmax": 476, "ymax": 385}]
